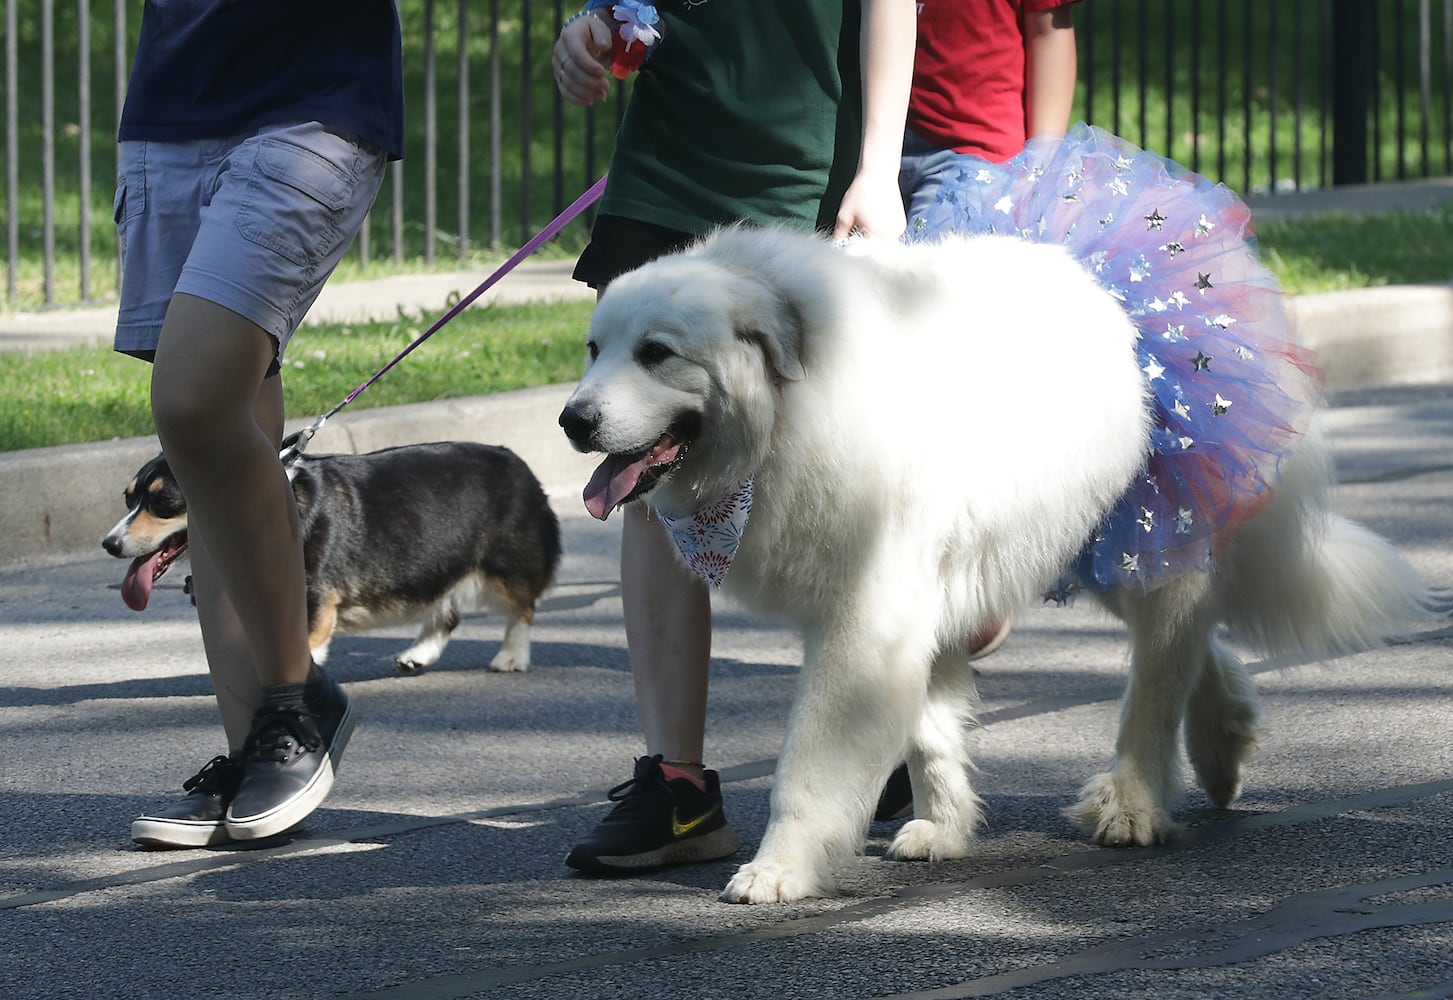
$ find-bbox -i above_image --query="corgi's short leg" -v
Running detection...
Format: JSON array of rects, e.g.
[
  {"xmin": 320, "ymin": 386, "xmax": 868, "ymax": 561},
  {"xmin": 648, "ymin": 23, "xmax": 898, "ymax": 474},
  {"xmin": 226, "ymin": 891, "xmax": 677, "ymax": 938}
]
[
  {"xmin": 307, "ymin": 591, "xmax": 341, "ymax": 665},
  {"xmin": 489, "ymin": 615, "xmax": 533, "ymax": 672},
  {"xmin": 395, "ymin": 602, "xmax": 460, "ymax": 674}
]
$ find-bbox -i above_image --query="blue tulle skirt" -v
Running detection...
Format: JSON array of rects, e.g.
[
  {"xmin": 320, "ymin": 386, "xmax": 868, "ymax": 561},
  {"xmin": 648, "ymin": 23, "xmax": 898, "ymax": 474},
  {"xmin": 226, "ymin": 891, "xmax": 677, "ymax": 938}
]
[{"xmin": 909, "ymin": 123, "xmax": 1324, "ymax": 595}]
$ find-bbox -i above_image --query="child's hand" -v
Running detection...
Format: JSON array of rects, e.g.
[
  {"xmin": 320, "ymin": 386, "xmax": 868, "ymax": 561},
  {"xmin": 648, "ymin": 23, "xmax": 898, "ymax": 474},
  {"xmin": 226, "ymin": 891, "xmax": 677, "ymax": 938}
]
[
  {"xmin": 554, "ymin": 13, "xmax": 613, "ymax": 106},
  {"xmin": 832, "ymin": 172, "xmax": 907, "ymax": 244}
]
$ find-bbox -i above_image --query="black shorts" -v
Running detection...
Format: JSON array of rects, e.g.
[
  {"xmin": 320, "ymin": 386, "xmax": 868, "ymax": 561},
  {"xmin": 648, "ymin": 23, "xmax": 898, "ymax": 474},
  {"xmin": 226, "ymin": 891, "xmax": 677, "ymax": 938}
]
[{"xmin": 572, "ymin": 214, "xmax": 699, "ymax": 290}]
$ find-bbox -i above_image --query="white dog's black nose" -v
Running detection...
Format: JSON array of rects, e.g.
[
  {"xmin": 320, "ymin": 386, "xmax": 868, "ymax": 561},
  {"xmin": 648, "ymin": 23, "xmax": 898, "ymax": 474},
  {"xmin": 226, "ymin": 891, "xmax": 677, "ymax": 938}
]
[{"xmin": 558, "ymin": 402, "xmax": 598, "ymax": 448}]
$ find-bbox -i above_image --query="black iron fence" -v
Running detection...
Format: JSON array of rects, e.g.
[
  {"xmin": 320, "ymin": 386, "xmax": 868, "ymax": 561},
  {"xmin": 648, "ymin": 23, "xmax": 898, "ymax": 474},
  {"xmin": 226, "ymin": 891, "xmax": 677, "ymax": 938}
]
[
  {"xmin": 1079, "ymin": 0, "xmax": 1453, "ymax": 194},
  {"xmin": 3, "ymin": 0, "xmax": 1451, "ymax": 310}
]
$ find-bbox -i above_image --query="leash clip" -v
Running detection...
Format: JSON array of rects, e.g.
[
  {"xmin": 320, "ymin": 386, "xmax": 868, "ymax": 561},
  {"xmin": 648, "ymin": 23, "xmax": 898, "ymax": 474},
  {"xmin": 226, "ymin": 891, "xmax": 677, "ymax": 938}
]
[{"xmin": 278, "ymin": 416, "xmax": 326, "ymax": 466}]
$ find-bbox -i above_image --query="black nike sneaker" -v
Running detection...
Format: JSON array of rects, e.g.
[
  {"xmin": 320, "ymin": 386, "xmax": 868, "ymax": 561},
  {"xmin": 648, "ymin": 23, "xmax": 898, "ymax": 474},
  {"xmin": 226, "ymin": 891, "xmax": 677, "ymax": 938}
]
[{"xmin": 565, "ymin": 755, "xmax": 740, "ymax": 874}]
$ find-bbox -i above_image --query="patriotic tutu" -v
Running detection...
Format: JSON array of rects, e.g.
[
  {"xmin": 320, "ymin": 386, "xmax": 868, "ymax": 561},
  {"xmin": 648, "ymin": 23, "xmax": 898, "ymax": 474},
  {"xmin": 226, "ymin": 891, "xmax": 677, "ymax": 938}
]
[{"xmin": 909, "ymin": 123, "xmax": 1324, "ymax": 594}]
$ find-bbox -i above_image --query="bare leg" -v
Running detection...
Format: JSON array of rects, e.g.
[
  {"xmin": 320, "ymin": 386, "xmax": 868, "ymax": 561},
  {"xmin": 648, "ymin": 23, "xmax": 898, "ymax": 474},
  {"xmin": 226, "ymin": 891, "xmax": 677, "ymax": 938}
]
[
  {"xmin": 150, "ymin": 294, "xmax": 313, "ymax": 705},
  {"xmin": 181, "ymin": 372, "xmax": 286, "ymax": 749},
  {"xmin": 620, "ymin": 502, "xmax": 712, "ymax": 771}
]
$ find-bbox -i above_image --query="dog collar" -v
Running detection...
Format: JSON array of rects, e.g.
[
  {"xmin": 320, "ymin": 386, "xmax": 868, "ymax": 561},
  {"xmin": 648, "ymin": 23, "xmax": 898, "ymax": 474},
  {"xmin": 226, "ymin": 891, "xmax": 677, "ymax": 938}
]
[{"xmin": 657, "ymin": 478, "xmax": 754, "ymax": 588}]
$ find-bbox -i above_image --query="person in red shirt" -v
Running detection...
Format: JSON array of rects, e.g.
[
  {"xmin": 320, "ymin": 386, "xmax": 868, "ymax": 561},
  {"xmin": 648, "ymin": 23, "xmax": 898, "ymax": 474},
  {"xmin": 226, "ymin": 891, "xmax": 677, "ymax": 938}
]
[{"xmin": 902, "ymin": 0, "xmax": 1080, "ymax": 233}]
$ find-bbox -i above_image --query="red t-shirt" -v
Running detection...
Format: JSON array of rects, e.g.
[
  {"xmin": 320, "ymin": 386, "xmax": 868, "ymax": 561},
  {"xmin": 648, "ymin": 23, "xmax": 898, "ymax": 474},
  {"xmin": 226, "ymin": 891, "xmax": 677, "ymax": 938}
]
[{"xmin": 908, "ymin": 0, "xmax": 1078, "ymax": 163}]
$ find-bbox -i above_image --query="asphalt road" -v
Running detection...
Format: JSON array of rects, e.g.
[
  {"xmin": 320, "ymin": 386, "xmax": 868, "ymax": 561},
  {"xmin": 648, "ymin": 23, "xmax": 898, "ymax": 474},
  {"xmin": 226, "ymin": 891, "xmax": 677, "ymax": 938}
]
[{"xmin": 1, "ymin": 379, "xmax": 1450, "ymax": 999}]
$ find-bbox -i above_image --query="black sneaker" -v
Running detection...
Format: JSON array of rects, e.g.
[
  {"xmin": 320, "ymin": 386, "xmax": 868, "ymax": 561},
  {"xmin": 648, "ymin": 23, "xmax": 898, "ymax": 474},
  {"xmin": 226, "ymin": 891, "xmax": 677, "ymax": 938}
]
[
  {"xmin": 565, "ymin": 755, "xmax": 740, "ymax": 874},
  {"xmin": 224, "ymin": 669, "xmax": 355, "ymax": 841},
  {"xmin": 873, "ymin": 763, "xmax": 913, "ymax": 822},
  {"xmin": 131, "ymin": 753, "xmax": 243, "ymax": 849}
]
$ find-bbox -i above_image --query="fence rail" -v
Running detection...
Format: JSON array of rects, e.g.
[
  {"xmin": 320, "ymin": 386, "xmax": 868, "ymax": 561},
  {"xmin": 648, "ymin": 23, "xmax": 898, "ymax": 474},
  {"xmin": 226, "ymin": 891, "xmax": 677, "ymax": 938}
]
[{"xmin": 3, "ymin": 0, "xmax": 1451, "ymax": 311}]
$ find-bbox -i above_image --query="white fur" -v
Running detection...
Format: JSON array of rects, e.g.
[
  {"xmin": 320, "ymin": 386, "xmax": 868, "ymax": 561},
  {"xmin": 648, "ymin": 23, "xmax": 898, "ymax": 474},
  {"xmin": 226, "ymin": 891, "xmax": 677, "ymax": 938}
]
[{"xmin": 562, "ymin": 226, "xmax": 1433, "ymax": 903}]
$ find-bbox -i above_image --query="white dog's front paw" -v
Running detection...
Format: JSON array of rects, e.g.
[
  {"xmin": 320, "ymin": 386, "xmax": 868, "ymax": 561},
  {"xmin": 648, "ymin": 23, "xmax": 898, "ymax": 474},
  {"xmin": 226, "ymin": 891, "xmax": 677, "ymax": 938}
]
[
  {"xmin": 885, "ymin": 818, "xmax": 973, "ymax": 862},
  {"xmin": 720, "ymin": 860, "xmax": 827, "ymax": 904},
  {"xmin": 1064, "ymin": 771, "xmax": 1179, "ymax": 847}
]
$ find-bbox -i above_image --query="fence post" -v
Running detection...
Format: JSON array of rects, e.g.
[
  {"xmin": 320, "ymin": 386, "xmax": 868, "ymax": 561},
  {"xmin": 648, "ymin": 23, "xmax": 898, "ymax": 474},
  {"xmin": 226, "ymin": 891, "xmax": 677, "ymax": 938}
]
[
  {"xmin": 78, "ymin": 0, "xmax": 92, "ymax": 303},
  {"xmin": 5, "ymin": 0, "xmax": 17, "ymax": 304},
  {"xmin": 1330, "ymin": 0, "xmax": 1374, "ymax": 185}
]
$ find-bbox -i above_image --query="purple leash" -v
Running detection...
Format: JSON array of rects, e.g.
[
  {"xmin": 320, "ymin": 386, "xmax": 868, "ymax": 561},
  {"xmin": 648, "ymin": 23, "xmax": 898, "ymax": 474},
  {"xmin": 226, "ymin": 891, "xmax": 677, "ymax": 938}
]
[{"xmin": 281, "ymin": 173, "xmax": 608, "ymax": 463}]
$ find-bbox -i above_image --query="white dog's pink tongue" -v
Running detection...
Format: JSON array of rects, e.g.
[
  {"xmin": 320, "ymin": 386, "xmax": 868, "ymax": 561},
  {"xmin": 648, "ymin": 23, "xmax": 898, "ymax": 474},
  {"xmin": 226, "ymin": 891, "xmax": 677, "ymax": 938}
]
[
  {"xmin": 121, "ymin": 552, "xmax": 160, "ymax": 612},
  {"xmin": 582, "ymin": 436, "xmax": 684, "ymax": 520},
  {"xmin": 583, "ymin": 455, "xmax": 650, "ymax": 521}
]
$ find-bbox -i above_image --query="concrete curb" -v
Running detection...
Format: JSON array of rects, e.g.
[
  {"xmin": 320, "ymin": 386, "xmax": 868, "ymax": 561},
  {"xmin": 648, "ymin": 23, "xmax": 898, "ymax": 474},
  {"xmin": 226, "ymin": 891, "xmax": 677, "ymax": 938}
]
[
  {"xmin": 3, "ymin": 283, "xmax": 1452, "ymax": 569},
  {"xmin": 1290, "ymin": 283, "xmax": 1453, "ymax": 386},
  {"xmin": 0, "ymin": 383, "xmax": 596, "ymax": 568}
]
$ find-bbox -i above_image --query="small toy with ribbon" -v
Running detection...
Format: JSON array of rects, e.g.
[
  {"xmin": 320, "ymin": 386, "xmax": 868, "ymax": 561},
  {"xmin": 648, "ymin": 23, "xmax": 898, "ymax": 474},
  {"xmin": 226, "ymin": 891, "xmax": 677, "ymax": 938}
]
[{"xmin": 584, "ymin": 0, "xmax": 663, "ymax": 79}]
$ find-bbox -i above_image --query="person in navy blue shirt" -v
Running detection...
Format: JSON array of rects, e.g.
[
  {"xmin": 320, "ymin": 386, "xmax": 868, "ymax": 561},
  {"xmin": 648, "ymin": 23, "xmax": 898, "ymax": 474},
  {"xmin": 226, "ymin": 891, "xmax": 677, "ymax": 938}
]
[{"xmin": 116, "ymin": 0, "xmax": 403, "ymax": 850}]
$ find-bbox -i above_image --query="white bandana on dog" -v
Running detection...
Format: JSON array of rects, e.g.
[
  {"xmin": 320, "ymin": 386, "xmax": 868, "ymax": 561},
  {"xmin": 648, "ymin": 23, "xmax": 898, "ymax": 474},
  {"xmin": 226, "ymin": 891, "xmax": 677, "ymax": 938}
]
[{"xmin": 657, "ymin": 478, "xmax": 754, "ymax": 588}]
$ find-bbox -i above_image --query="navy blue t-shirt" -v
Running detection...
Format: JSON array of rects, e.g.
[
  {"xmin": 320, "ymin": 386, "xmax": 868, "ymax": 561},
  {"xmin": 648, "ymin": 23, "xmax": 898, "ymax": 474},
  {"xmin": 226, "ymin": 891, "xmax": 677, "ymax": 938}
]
[{"xmin": 118, "ymin": 0, "xmax": 405, "ymax": 160}]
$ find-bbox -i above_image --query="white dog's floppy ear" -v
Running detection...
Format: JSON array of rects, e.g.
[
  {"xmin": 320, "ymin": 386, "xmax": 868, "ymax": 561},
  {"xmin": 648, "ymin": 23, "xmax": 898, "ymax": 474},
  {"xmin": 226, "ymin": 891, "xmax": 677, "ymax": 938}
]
[
  {"xmin": 738, "ymin": 325, "xmax": 805, "ymax": 382},
  {"xmin": 733, "ymin": 291, "xmax": 806, "ymax": 382}
]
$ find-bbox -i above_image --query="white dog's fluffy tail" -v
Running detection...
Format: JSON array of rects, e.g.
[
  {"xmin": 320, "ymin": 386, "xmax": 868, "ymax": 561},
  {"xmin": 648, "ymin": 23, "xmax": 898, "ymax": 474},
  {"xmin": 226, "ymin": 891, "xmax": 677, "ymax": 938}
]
[{"xmin": 1216, "ymin": 432, "xmax": 1437, "ymax": 664}]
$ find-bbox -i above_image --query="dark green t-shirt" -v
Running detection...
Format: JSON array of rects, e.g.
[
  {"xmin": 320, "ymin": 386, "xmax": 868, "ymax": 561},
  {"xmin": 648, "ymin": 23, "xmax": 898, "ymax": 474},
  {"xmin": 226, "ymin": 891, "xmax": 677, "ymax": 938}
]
[{"xmin": 600, "ymin": 0, "xmax": 863, "ymax": 236}]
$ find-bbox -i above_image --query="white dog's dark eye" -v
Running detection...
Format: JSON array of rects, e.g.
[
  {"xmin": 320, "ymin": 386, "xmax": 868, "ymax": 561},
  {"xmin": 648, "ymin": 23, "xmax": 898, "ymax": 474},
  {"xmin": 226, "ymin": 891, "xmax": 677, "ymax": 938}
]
[
  {"xmin": 636, "ymin": 341, "xmax": 674, "ymax": 367},
  {"xmin": 586, "ymin": 341, "xmax": 599, "ymax": 362}
]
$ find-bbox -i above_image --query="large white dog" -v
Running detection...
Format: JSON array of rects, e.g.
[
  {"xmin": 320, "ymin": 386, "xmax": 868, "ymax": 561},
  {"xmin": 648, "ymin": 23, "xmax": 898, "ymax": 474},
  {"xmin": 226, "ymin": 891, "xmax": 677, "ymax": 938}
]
[{"xmin": 559, "ymin": 225, "xmax": 1431, "ymax": 904}]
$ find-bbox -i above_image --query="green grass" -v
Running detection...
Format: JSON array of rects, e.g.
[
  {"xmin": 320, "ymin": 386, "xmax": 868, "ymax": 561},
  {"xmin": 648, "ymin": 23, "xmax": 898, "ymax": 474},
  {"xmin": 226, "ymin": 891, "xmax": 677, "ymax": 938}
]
[
  {"xmin": 1, "ymin": 298, "xmax": 593, "ymax": 452},
  {"xmin": 7, "ymin": 6, "xmax": 1445, "ymax": 451},
  {"xmin": 1255, "ymin": 203, "xmax": 1453, "ymax": 293},
  {"xmin": 3, "ymin": 207, "xmax": 1450, "ymax": 454}
]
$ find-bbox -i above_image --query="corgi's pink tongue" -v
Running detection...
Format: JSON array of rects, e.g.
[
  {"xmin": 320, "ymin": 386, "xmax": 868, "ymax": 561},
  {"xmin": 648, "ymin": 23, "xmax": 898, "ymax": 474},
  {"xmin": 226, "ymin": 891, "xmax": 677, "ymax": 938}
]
[
  {"xmin": 121, "ymin": 551, "xmax": 162, "ymax": 612},
  {"xmin": 582, "ymin": 436, "xmax": 684, "ymax": 521}
]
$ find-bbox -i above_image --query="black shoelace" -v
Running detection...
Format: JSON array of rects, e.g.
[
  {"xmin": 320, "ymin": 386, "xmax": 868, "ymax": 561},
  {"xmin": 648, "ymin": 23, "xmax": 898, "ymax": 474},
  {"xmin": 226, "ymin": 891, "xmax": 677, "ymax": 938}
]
[
  {"xmin": 181, "ymin": 754, "xmax": 237, "ymax": 795},
  {"xmin": 243, "ymin": 707, "xmax": 322, "ymax": 764},
  {"xmin": 607, "ymin": 755, "xmax": 669, "ymax": 800}
]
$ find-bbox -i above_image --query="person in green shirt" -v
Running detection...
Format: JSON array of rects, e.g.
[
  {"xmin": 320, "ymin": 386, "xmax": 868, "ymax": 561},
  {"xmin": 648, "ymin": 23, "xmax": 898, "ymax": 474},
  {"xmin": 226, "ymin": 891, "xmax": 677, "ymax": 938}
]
[{"xmin": 552, "ymin": 0, "xmax": 915, "ymax": 875}]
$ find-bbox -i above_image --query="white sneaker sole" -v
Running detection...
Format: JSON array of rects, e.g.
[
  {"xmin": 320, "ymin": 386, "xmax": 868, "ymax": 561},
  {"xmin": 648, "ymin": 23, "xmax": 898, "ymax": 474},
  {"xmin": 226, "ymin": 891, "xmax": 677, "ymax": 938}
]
[
  {"xmin": 130, "ymin": 816, "xmax": 231, "ymax": 849},
  {"xmin": 569, "ymin": 823, "xmax": 741, "ymax": 873},
  {"xmin": 224, "ymin": 702, "xmax": 355, "ymax": 841}
]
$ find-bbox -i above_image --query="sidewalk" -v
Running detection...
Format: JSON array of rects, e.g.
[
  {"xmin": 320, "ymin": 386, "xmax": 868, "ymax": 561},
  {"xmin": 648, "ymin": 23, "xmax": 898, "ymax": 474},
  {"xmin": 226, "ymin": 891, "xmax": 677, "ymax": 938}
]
[{"xmin": 0, "ymin": 258, "xmax": 594, "ymax": 353}]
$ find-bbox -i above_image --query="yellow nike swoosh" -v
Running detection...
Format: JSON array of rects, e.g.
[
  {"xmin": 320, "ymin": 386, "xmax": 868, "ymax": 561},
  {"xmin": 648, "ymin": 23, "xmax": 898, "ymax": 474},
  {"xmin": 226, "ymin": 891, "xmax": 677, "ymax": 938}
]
[{"xmin": 671, "ymin": 805, "xmax": 720, "ymax": 838}]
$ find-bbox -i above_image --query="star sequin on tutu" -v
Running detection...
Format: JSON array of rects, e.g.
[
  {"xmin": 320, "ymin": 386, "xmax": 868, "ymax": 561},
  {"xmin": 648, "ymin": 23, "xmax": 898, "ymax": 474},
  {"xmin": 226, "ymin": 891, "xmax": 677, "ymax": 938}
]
[{"xmin": 657, "ymin": 479, "xmax": 754, "ymax": 588}]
